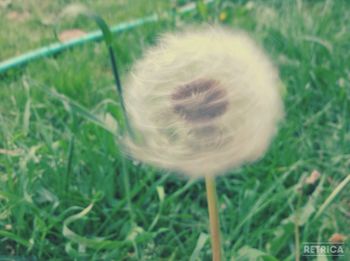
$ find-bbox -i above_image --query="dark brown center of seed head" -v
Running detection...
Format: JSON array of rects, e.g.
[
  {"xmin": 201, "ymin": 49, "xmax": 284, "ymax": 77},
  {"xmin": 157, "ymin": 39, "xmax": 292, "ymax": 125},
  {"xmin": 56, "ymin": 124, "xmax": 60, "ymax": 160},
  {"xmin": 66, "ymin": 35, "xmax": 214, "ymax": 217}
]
[{"xmin": 171, "ymin": 79, "xmax": 228, "ymax": 123}]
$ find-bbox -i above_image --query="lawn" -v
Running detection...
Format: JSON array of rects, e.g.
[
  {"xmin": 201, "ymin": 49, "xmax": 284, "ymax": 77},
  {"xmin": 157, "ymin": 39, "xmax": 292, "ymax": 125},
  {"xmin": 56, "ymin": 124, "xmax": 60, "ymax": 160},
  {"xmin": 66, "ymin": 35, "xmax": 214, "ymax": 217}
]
[{"xmin": 0, "ymin": 0, "xmax": 349, "ymax": 260}]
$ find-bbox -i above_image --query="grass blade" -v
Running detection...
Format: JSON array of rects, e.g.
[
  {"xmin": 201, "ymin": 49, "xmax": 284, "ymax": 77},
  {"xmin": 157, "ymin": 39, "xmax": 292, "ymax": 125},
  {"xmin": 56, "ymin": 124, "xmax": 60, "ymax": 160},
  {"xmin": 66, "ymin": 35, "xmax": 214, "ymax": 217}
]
[
  {"xmin": 49, "ymin": 89, "xmax": 118, "ymax": 136},
  {"xmin": 314, "ymin": 174, "xmax": 350, "ymax": 219},
  {"xmin": 190, "ymin": 232, "xmax": 209, "ymax": 261}
]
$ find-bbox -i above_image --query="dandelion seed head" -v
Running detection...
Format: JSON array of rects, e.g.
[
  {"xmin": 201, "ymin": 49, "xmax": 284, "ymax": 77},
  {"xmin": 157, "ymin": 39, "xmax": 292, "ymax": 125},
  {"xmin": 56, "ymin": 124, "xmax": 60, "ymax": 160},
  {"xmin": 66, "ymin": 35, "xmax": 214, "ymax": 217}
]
[{"xmin": 123, "ymin": 27, "xmax": 284, "ymax": 178}]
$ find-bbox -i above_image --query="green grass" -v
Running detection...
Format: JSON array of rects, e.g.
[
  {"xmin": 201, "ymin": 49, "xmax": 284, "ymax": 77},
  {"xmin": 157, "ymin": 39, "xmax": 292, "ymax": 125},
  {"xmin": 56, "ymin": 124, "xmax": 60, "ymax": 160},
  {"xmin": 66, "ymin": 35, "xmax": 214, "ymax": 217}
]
[{"xmin": 1, "ymin": 0, "xmax": 349, "ymax": 260}]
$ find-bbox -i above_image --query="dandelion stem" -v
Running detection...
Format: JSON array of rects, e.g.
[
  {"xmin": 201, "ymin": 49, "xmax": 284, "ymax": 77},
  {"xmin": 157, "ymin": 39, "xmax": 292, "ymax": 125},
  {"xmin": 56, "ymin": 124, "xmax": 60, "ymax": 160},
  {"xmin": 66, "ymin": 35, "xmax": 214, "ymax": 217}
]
[{"xmin": 205, "ymin": 176, "xmax": 221, "ymax": 261}]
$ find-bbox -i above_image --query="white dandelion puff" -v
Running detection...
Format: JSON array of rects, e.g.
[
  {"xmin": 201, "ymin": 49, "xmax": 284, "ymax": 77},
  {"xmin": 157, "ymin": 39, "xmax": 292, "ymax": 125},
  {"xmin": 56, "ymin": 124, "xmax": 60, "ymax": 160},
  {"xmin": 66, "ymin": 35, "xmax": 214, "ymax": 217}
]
[{"xmin": 123, "ymin": 26, "xmax": 284, "ymax": 178}]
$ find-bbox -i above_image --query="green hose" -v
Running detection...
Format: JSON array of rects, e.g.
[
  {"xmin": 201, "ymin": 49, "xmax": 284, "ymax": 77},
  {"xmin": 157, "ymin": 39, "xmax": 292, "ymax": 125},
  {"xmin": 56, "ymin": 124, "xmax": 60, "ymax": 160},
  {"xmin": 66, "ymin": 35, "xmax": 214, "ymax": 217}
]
[
  {"xmin": 0, "ymin": 15, "xmax": 158, "ymax": 74},
  {"xmin": 0, "ymin": 0, "xmax": 214, "ymax": 74}
]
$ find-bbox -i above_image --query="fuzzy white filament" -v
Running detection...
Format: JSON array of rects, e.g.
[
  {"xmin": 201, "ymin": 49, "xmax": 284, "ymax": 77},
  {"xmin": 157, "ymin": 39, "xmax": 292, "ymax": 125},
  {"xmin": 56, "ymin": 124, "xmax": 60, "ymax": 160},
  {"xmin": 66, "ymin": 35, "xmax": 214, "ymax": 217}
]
[{"xmin": 123, "ymin": 27, "xmax": 283, "ymax": 178}]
